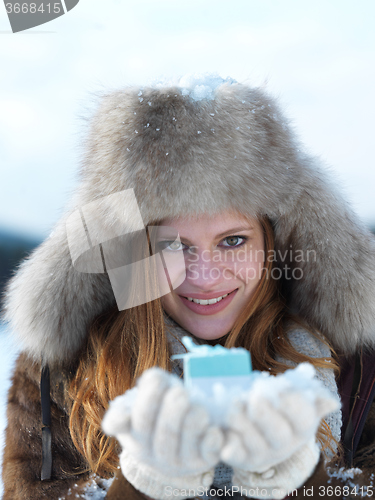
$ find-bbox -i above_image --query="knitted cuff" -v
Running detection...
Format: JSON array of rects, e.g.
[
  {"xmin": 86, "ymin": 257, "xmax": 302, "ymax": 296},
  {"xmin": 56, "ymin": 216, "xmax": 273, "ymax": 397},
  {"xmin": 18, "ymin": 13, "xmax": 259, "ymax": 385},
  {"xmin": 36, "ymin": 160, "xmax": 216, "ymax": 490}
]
[
  {"xmin": 120, "ymin": 449, "xmax": 215, "ymax": 500},
  {"xmin": 232, "ymin": 438, "xmax": 320, "ymax": 499}
]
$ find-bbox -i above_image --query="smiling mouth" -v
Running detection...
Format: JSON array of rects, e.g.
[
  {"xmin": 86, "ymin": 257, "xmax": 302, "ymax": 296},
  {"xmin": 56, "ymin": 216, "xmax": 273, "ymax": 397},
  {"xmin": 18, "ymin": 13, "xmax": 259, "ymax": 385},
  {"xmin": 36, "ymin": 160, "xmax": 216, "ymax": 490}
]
[{"xmin": 182, "ymin": 290, "xmax": 237, "ymax": 305}]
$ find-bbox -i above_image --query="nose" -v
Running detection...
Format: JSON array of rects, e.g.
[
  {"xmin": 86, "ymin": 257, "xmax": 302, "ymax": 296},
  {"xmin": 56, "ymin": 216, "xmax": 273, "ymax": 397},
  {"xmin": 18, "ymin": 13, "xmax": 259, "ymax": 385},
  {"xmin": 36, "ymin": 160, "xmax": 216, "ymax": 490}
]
[{"xmin": 185, "ymin": 249, "xmax": 229, "ymax": 290}]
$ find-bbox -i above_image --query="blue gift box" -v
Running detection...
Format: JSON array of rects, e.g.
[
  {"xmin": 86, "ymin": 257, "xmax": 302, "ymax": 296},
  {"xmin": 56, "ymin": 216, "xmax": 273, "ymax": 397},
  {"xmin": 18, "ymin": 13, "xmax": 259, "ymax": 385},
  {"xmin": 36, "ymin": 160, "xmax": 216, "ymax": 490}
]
[{"xmin": 172, "ymin": 336, "xmax": 253, "ymax": 396}]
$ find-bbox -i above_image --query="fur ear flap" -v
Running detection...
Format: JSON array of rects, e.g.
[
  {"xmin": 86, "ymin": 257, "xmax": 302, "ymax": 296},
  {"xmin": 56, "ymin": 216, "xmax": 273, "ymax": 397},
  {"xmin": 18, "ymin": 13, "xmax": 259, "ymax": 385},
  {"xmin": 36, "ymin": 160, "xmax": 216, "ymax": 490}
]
[
  {"xmin": 2, "ymin": 216, "xmax": 115, "ymax": 365},
  {"xmin": 274, "ymin": 160, "xmax": 375, "ymax": 354}
]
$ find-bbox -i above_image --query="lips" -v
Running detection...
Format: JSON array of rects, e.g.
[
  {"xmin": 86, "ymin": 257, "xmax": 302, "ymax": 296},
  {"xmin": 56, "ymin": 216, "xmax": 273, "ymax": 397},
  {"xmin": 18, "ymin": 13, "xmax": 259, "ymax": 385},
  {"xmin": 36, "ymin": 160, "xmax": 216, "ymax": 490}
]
[{"xmin": 179, "ymin": 289, "xmax": 238, "ymax": 316}]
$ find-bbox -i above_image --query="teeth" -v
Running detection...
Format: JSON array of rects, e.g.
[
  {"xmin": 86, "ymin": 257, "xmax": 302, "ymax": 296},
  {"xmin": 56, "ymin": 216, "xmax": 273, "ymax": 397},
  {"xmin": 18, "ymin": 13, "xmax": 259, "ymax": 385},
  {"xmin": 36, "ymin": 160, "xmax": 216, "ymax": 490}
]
[{"xmin": 186, "ymin": 293, "xmax": 229, "ymax": 305}]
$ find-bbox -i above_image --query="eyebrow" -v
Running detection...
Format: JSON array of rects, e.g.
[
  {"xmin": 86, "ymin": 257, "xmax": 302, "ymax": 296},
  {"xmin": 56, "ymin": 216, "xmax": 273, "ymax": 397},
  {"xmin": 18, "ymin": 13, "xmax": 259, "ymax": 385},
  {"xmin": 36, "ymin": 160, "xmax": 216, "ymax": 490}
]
[{"xmin": 215, "ymin": 226, "xmax": 254, "ymax": 238}]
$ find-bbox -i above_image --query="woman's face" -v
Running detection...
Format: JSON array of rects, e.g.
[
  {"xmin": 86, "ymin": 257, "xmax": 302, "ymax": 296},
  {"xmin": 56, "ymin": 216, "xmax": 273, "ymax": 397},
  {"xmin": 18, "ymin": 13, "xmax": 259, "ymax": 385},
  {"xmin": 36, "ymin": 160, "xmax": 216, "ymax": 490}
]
[{"xmin": 157, "ymin": 211, "xmax": 265, "ymax": 341}]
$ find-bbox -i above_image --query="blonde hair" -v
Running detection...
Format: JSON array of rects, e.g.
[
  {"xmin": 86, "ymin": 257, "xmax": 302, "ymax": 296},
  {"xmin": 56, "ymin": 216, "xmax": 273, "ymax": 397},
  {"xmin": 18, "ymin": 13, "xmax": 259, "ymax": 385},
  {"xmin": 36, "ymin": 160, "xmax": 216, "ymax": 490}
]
[{"xmin": 68, "ymin": 216, "xmax": 339, "ymax": 476}]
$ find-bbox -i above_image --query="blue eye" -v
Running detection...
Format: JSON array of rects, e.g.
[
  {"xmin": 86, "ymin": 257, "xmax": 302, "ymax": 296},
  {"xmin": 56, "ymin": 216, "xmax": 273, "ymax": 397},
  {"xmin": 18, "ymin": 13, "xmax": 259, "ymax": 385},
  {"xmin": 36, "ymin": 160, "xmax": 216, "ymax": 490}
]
[{"xmin": 220, "ymin": 236, "xmax": 247, "ymax": 248}]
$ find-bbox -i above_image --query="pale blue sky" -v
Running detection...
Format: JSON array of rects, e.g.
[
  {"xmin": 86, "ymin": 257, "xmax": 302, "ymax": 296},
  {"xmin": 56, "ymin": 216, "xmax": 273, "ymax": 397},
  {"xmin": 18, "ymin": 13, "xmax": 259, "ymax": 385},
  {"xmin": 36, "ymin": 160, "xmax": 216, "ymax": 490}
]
[{"xmin": 1, "ymin": 0, "xmax": 374, "ymax": 238}]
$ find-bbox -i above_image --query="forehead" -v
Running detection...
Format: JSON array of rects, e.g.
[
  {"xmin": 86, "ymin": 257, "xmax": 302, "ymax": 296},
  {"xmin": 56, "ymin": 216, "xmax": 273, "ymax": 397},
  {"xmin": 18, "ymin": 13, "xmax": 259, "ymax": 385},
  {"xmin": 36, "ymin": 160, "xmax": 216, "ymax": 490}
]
[{"xmin": 160, "ymin": 211, "xmax": 260, "ymax": 235}]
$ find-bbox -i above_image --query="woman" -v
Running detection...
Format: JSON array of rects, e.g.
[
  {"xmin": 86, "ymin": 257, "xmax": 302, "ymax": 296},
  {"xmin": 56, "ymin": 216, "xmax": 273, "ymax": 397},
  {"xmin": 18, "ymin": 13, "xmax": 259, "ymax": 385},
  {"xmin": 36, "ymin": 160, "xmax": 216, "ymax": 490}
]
[{"xmin": 2, "ymin": 76, "xmax": 375, "ymax": 499}]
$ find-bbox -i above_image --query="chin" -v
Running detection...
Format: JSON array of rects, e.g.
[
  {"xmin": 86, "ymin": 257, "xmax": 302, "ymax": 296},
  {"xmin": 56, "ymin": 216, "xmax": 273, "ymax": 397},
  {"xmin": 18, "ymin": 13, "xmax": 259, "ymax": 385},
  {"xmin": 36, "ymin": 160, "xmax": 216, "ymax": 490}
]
[{"xmin": 184, "ymin": 318, "xmax": 233, "ymax": 341}]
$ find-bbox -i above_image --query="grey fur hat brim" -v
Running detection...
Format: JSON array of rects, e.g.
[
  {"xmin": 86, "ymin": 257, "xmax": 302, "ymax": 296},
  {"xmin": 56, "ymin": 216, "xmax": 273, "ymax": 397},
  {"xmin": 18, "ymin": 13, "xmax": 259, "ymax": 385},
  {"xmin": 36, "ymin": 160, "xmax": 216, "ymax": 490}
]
[{"xmin": 3, "ymin": 81, "xmax": 375, "ymax": 364}]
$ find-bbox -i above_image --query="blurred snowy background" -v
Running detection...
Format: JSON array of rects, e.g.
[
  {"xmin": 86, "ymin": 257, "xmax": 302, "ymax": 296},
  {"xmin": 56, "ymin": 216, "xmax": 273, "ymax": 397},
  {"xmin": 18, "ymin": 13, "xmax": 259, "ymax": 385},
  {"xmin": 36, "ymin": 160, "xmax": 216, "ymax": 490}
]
[{"xmin": 0, "ymin": 0, "xmax": 374, "ymax": 494}]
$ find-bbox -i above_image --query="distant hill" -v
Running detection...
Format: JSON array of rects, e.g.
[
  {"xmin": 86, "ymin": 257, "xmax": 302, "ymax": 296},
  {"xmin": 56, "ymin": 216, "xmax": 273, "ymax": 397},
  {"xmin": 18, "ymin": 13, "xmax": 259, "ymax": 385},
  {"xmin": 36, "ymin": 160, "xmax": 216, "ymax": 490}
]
[{"xmin": 0, "ymin": 230, "xmax": 42, "ymax": 307}]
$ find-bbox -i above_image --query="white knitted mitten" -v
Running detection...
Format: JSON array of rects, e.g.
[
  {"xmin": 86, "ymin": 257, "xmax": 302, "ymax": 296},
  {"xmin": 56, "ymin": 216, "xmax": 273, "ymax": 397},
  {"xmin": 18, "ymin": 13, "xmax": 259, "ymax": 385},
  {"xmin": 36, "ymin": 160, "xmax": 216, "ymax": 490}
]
[
  {"xmin": 102, "ymin": 367, "xmax": 224, "ymax": 499},
  {"xmin": 231, "ymin": 438, "xmax": 320, "ymax": 499},
  {"xmin": 220, "ymin": 364, "xmax": 340, "ymax": 496}
]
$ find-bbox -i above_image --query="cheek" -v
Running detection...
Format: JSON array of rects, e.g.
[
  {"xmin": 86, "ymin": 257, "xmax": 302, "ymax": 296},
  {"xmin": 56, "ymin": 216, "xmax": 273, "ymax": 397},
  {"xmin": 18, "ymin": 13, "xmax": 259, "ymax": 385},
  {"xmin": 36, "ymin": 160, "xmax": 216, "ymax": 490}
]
[
  {"xmin": 160, "ymin": 294, "xmax": 172, "ymax": 314},
  {"xmin": 229, "ymin": 247, "xmax": 265, "ymax": 283},
  {"xmin": 237, "ymin": 262, "xmax": 264, "ymax": 286},
  {"xmin": 160, "ymin": 292, "xmax": 182, "ymax": 320}
]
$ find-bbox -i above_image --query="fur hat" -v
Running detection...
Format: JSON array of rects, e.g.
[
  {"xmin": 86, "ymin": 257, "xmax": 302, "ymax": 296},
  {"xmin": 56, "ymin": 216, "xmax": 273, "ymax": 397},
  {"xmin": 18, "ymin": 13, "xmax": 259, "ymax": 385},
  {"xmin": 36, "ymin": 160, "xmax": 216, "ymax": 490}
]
[{"xmin": 3, "ymin": 76, "xmax": 375, "ymax": 364}]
